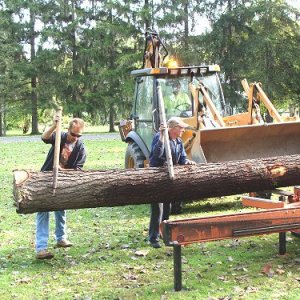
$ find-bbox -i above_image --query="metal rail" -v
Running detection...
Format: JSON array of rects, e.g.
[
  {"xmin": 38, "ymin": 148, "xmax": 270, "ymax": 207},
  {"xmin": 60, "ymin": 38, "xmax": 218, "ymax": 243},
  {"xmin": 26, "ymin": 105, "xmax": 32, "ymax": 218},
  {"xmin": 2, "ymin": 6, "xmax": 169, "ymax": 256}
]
[{"xmin": 161, "ymin": 198, "xmax": 300, "ymax": 291}]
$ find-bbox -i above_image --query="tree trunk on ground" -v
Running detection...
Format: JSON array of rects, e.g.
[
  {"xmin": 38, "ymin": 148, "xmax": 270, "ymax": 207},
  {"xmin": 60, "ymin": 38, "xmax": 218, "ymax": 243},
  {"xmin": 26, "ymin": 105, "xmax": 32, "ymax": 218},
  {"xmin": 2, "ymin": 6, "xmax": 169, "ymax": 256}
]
[{"xmin": 13, "ymin": 155, "xmax": 300, "ymax": 214}]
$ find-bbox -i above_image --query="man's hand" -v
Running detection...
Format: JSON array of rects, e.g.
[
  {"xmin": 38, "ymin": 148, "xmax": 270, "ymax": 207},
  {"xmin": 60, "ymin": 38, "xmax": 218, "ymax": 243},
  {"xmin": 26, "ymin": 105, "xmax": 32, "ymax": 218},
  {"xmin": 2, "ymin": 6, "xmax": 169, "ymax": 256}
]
[
  {"xmin": 159, "ymin": 123, "xmax": 167, "ymax": 132},
  {"xmin": 53, "ymin": 114, "xmax": 61, "ymax": 126},
  {"xmin": 159, "ymin": 123, "xmax": 167, "ymax": 141},
  {"xmin": 58, "ymin": 165, "xmax": 66, "ymax": 171}
]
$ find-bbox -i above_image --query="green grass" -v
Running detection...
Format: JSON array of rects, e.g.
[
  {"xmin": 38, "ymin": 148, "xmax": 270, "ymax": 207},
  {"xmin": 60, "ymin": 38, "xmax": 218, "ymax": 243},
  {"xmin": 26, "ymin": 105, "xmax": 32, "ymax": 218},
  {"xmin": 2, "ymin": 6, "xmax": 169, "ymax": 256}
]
[
  {"xmin": 5, "ymin": 125, "xmax": 115, "ymax": 136},
  {"xmin": 1, "ymin": 132, "xmax": 300, "ymax": 299}
]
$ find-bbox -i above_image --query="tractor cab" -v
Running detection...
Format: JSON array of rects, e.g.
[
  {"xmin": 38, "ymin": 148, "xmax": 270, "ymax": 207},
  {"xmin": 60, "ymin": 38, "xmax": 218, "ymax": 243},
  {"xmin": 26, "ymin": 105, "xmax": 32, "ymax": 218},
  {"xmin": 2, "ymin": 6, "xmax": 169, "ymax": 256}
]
[{"xmin": 126, "ymin": 65, "xmax": 226, "ymax": 162}]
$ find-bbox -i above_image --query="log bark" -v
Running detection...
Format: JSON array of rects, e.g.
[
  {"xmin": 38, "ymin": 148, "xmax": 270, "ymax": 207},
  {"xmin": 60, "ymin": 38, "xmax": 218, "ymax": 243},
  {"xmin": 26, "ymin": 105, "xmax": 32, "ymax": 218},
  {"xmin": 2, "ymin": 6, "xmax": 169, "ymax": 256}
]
[{"xmin": 13, "ymin": 154, "xmax": 300, "ymax": 214}]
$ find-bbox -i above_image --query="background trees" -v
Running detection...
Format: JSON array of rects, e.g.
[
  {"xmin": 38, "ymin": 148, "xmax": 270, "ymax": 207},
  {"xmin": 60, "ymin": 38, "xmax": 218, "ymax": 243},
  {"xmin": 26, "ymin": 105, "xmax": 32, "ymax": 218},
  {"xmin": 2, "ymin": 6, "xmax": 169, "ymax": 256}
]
[{"xmin": 0, "ymin": 0, "xmax": 299, "ymax": 135}]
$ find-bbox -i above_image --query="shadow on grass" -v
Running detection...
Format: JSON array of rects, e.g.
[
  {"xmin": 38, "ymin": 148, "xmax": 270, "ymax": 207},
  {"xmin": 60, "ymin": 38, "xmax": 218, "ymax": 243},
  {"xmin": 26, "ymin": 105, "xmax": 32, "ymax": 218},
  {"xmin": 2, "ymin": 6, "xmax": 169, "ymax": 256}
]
[{"xmin": 183, "ymin": 197, "xmax": 244, "ymax": 214}]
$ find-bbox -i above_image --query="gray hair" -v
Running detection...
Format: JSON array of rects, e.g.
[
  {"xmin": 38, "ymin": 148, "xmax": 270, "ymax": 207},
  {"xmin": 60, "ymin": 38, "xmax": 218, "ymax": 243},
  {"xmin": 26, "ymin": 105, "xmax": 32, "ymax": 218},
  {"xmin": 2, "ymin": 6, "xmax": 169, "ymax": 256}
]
[{"xmin": 69, "ymin": 118, "xmax": 85, "ymax": 130}]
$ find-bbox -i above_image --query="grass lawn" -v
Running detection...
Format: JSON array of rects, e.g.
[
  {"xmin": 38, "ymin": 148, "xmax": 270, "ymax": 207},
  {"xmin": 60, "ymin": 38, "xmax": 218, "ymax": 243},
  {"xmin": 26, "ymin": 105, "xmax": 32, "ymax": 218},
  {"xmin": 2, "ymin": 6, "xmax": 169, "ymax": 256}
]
[
  {"xmin": 5, "ymin": 124, "xmax": 114, "ymax": 137},
  {"xmin": 1, "ymin": 131, "xmax": 300, "ymax": 299}
]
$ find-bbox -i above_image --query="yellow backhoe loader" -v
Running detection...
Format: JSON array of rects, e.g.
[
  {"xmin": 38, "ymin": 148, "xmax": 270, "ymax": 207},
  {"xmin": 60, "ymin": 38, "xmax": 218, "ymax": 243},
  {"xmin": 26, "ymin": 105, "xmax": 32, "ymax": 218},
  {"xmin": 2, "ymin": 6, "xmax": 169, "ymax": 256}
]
[{"xmin": 118, "ymin": 30, "xmax": 300, "ymax": 212}]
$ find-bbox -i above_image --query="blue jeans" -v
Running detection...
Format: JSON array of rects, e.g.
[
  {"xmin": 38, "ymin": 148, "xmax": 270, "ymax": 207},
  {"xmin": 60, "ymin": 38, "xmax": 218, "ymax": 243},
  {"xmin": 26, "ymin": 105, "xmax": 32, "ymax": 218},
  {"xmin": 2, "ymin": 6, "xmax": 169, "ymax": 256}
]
[
  {"xmin": 148, "ymin": 202, "xmax": 171, "ymax": 243},
  {"xmin": 35, "ymin": 211, "xmax": 67, "ymax": 252}
]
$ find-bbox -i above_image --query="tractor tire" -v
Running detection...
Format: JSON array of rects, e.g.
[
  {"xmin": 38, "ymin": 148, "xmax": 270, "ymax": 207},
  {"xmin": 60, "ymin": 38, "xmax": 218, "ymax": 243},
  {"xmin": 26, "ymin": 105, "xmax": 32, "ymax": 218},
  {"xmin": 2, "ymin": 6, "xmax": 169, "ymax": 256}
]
[{"xmin": 125, "ymin": 142, "xmax": 146, "ymax": 169}]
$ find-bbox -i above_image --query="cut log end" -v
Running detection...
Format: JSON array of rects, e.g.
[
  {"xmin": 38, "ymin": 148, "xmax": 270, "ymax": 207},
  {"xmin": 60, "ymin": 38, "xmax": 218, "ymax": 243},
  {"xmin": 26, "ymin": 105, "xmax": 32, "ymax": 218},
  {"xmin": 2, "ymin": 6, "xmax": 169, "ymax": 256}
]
[
  {"xmin": 13, "ymin": 170, "xmax": 31, "ymax": 212},
  {"xmin": 13, "ymin": 170, "xmax": 30, "ymax": 185}
]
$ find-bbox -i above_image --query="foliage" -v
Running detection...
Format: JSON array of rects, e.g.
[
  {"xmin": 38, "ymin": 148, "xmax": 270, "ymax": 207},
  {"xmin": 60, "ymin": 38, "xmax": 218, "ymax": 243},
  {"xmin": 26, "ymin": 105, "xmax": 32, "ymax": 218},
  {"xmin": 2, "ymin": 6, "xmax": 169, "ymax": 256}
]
[
  {"xmin": 0, "ymin": 0, "xmax": 299, "ymax": 135},
  {"xmin": 1, "ymin": 132, "xmax": 300, "ymax": 299},
  {"xmin": 201, "ymin": 0, "xmax": 300, "ymax": 108}
]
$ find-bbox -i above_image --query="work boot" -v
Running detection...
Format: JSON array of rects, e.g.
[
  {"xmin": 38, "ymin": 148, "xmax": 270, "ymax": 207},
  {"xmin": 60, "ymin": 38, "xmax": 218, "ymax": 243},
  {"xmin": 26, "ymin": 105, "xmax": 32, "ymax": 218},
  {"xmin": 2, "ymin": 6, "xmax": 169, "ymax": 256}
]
[
  {"xmin": 150, "ymin": 241, "xmax": 161, "ymax": 249},
  {"xmin": 36, "ymin": 250, "xmax": 54, "ymax": 260},
  {"xmin": 56, "ymin": 240, "xmax": 73, "ymax": 248}
]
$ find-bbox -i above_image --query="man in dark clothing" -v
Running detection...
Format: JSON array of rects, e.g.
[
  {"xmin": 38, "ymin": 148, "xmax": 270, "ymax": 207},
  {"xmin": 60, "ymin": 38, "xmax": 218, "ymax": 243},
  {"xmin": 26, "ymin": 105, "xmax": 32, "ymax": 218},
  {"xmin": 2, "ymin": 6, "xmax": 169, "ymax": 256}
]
[
  {"xmin": 36, "ymin": 117, "xmax": 87, "ymax": 259},
  {"xmin": 148, "ymin": 117, "xmax": 195, "ymax": 248}
]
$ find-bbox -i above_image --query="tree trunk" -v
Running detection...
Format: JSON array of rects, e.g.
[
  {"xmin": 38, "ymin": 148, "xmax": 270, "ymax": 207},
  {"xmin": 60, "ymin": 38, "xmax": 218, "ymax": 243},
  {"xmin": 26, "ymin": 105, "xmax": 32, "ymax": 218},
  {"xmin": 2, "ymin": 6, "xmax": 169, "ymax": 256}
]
[
  {"xmin": 13, "ymin": 155, "xmax": 300, "ymax": 214},
  {"xmin": 109, "ymin": 102, "xmax": 115, "ymax": 132},
  {"xmin": 183, "ymin": 1, "xmax": 189, "ymax": 49},
  {"xmin": 0, "ymin": 101, "xmax": 4, "ymax": 136},
  {"xmin": 29, "ymin": 9, "xmax": 39, "ymax": 135},
  {"xmin": 144, "ymin": 0, "xmax": 151, "ymax": 30}
]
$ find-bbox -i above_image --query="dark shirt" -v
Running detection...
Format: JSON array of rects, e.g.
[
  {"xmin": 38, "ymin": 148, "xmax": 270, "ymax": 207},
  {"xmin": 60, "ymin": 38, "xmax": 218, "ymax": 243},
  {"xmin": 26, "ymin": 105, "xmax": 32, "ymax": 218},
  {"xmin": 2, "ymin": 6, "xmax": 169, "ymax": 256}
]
[
  {"xmin": 41, "ymin": 132, "xmax": 87, "ymax": 171},
  {"xmin": 149, "ymin": 132, "xmax": 187, "ymax": 167}
]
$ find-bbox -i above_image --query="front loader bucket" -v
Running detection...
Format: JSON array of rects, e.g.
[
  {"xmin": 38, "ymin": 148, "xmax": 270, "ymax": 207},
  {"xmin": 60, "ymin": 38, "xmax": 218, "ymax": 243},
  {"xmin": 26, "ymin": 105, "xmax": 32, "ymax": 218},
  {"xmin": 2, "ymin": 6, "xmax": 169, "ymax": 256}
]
[{"xmin": 199, "ymin": 121, "xmax": 300, "ymax": 163}]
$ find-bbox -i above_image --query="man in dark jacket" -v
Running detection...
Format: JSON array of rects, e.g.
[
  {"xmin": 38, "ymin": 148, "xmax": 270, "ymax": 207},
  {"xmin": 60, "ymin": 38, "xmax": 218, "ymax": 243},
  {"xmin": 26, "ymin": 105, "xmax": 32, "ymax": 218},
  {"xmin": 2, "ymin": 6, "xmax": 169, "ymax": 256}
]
[
  {"xmin": 36, "ymin": 117, "xmax": 87, "ymax": 259},
  {"xmin": 148, "ymin": 117, "xmax": 195, "ymax": 248}
]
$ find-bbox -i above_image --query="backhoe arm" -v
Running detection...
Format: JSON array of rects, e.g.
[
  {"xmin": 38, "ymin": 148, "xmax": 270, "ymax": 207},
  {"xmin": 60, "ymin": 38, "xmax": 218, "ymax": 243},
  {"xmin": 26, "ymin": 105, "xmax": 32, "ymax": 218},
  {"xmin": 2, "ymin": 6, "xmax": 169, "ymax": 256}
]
[{"xmin": 241, "ymin": 79, "xmax": 283, "ymax": 123}]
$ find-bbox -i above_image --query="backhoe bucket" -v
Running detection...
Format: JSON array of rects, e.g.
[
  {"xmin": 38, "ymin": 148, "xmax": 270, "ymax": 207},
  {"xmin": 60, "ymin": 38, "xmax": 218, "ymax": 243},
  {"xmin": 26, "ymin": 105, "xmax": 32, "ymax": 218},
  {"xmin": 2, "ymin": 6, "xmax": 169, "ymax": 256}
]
[{"xmin": 199, "ymin": 121, "xmax": 300, "ymax": 163}]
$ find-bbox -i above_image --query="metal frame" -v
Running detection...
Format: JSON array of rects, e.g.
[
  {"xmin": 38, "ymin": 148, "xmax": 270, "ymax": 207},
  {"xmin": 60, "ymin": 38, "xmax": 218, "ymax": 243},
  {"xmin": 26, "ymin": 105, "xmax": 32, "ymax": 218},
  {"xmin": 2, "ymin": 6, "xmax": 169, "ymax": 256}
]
[{"xmin": 161, "ymin": 187, "xmax": 300, "ymax": 291}]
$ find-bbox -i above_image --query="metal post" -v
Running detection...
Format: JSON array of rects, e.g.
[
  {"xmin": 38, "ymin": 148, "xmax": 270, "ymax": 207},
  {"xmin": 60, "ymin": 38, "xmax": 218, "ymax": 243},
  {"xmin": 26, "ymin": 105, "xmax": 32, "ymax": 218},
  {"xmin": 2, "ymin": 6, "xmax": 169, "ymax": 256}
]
[
  {"xmin": 173, "ymin": 242, "xmax": 182, "ymax": 291},
  {"xmin": 279, "ymin": 231, "xmax": 286, "ymax": 255},
  {"xmin": 278, "ymin": 195, "xmax": 286, "ymax": 255}
]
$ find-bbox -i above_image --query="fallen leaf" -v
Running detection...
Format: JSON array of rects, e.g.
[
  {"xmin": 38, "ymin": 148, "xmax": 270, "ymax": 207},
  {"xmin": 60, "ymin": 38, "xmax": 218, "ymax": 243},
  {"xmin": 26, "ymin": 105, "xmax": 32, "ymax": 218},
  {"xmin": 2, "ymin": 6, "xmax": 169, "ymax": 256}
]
[
  {"xmin": 276, "ymin": 268, "xmax": 285, "ymax": 275},
  {"xmin": 230, "ymin": 239, "xmax": 241, "ymax": 248},
  {"xmin": 262, "ymin": 263, "xmax": 274, "ymax": 277},
  {"xmin": 244, "ymin": 286, "xmax": 259, "ymax": 293},
  {"xmin": 15, "ymin": 277, "xmax": 31, "ymax": 284},
  {"xmin": 134, "ymin": 250, "xmax": 149, "ymax": 257},
  {"xmin": 233, "ymin": 286, "xmax": 243, "ymax": 293},
  {"xmin": 137, "ymin": 268, "xmax": 147, "ymax": 274},
  {"xmin": 233, "ymin": 265, "xmax": 248, "ymax": 272},
  {"xmin": 294, "ymin": 258, "xmax": 300, "ymax": 264},
  {"xmin": 262, "ymin": 263, "xmax": 271, "ymax": 274},
  {"xmin": 81, "ymin": 253, "xmax": 90, "ymax": 258},
  {"xmin": 123, "ymin": 273, "xmax": 138, "ymax": 281},
  {"xmin": 122, "ymin": 264, "xmax": 134, "ymax": 270}
]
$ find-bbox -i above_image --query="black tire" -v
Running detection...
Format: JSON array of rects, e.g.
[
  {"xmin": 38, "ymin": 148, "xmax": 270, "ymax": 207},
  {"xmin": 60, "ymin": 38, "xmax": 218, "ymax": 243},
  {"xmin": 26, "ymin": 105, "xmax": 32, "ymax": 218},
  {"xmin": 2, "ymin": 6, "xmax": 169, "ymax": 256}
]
[{"xmin": 125, "ymin": 142, "xmax": 146, "ymax": 169}]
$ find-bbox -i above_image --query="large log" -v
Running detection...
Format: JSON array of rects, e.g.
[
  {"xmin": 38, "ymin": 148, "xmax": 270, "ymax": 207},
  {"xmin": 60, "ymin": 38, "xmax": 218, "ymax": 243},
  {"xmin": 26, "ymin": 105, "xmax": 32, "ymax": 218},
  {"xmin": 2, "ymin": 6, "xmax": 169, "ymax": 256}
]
[{"xmin": 13, "ymin": 154, "xmax": 300, "ymax": 214}]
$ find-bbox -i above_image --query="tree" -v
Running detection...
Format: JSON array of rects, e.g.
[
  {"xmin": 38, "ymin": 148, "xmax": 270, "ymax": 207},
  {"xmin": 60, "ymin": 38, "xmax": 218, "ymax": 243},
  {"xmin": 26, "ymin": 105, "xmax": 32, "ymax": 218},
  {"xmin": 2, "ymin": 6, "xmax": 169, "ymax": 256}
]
[
  {"xmin": 199, "ymin": 0, "xmax": 300, "ymax": 109},
  {"xmin": 1, "ymin": 0, "xmax": 299, "ymax": 130},
  {"xmin": 0, "ymin": 3, "xmax": 28, "ymax": 136}
]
